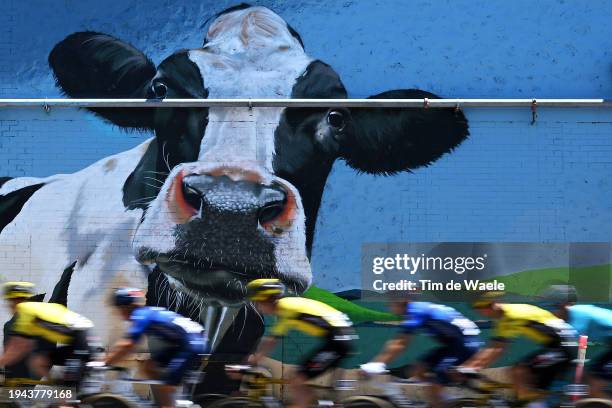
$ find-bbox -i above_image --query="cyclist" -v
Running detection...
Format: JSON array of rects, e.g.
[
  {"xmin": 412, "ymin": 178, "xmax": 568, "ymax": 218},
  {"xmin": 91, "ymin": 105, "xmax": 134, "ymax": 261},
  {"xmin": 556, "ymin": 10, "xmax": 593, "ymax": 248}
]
[
  {"xmin": 246, "ymin": 278, "xmax": 356, "ymax": 408},
  {"xmin": 103, "ymin": 288, "xmax": 207, "ymax": 408},
  {"xmin": 361, "ymin": 295, "xmax": 482, "ymax": 408},
  {"xmin": 2, "ymin": 282, "xmax": 41, "ymax": 380},
  {"xmin": 0, "ymin": 283, "xmax": 93, "ymax": 387},
  {"xmin": 540, "ymin": 285, "xmax": 611, "ymax": 398},
  {"xmin": 462, "ymin": 291, "xmax": 578, "ymax": 403}
]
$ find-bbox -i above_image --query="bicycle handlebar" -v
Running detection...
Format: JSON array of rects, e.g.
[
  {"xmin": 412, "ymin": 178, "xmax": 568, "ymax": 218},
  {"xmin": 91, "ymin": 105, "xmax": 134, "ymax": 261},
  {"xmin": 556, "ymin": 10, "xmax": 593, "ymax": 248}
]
[
  {"xmin": 87, "ymin": 364, "xmax": 129, "ymax": 373},
  {"xmin": 225, "ymin": 364, "xmax": 253, "ymax": 374}
]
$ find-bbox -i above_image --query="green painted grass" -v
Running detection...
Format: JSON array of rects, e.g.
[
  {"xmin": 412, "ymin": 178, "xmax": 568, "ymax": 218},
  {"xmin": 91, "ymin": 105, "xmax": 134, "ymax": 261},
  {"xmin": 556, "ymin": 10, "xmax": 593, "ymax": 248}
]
[
  {"xmin": 303, "ymin": 286, "xmax": 398, "ymax": 324},
  {"xmin": 491, "ymin": 264, "xmax": 612, "ymax": 299}
]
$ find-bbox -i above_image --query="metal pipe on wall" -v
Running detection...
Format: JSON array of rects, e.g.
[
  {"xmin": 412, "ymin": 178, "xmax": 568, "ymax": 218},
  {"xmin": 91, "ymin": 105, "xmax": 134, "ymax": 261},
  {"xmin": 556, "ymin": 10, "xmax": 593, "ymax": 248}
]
[{"xmin": 0, "ymin": 98, "xmax": 610, "ymax": 108}]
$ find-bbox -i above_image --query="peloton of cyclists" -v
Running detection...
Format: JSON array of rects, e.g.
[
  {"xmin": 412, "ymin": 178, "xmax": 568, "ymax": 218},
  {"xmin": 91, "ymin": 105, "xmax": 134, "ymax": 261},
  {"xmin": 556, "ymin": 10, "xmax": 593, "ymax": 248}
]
[
  {"xmin": 361, "ymin": 293, "xmax": 482, "ymax": 408},
  {"xmin": 2, "ymin": 279, "xmax": 609, "ymax": 407}
]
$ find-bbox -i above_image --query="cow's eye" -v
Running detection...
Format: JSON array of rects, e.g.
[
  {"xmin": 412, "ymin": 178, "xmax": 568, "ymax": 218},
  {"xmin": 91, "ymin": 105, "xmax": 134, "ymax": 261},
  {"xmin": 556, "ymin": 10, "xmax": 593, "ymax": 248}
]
[
  {"xmin": 151, "ymin": 81, "xmax": 168, "ymax": 99},
  {"xmin": 327, "ymin": 110, "xmax": 346, "ymax": 131}
]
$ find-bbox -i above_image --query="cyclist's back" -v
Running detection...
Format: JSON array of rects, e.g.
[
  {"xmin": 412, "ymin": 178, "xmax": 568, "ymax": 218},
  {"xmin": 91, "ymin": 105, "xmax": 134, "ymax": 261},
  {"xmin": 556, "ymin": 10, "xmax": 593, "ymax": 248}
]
[
  {"xmin": 12, "ymin": 302, "xmax": 93, "ymax": 343},
  {"xmin": 401, "ymin": 301, "xmax": 481, "ymax": 347},
  {"xmin": 127, "ymin": 306, "xmax": 204, "ymax": 346},
  {"xmin": 272, "ymin": 297, "xmax": 353, "ymax": 338},
  {"xmin": 495, "ymin": 303, "xmax": 576, "ymax": 346},
  {"xmin": 567, "ymin": 304, "xmax": 612, "ymax": 341}
]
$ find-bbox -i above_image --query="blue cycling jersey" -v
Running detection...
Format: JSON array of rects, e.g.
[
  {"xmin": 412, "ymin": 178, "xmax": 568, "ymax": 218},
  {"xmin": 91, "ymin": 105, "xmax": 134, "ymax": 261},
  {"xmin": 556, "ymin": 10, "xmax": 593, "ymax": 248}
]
[
  {"xmin": 127, "ymin": 306, "xmax": 206, "ymax": 348},
  {"xmin": 400, "ymin": 302, "xmax": 481, "ymax": 346},
  {"xmin": 568, "ymin": 304, "xmax": 612, "ymax": 342}
]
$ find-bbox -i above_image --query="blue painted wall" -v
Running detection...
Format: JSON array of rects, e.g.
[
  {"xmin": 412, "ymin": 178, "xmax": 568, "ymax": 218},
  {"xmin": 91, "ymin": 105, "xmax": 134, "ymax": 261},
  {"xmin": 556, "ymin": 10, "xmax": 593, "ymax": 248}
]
[{"xmin": 1, "ymin": 0, "xmax": 611, "ymax": 291}]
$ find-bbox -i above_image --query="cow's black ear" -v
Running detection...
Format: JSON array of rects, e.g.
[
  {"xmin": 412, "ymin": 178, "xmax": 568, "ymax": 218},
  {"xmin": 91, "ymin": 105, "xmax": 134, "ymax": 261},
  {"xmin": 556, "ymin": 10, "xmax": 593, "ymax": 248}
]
[
  {"xmin": 49, "ymin": 31, "xmax": 156, "ymax": 129},
  {"xmin": 340, "ymin": 89, "xmax": 469, "ymax": 174}
]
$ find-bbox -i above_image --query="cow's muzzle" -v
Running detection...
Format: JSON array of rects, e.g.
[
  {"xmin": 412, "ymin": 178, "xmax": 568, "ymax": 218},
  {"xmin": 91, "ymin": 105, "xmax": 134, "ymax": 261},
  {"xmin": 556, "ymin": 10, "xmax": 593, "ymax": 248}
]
[{"xmin": 138, "ymin": 166, "xmax": 306, "ymax": 305}]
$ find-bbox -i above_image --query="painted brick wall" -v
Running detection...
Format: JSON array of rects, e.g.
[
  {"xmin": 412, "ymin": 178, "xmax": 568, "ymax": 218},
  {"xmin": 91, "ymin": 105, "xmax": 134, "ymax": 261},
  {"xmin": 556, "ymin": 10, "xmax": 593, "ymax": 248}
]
[
  {"xmin": 0, "ymin": 1, "xmax": 611, "ymax": 354},
  {"xmin": 1, "ymin": 0, "xmax": 612, "ymax": 291}
]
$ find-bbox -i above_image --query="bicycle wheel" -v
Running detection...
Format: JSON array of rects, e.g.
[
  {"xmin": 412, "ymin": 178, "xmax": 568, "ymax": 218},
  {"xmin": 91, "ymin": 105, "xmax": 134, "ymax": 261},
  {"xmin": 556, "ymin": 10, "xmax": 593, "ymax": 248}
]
[
  {"xmin": 341, "ymin": 396, "xmax": 396, "ymax": 408},
  {"xmin": 194, "ymin": 393, "xmax": 229, "ymax": 407},
  {"xmin": 444, "ymin": 398, "xmax": 485, "ymax": 407},
  {"xmin": 575, "ymin": 399, "xmax": 612, "ymax": 408},
  {"xmin": 80, "ymin": 393, "xmax": 139, "ymax": 408},
  {"xmin": 208, "ymin": 396, "xmax": 266, "ymax": 408}
]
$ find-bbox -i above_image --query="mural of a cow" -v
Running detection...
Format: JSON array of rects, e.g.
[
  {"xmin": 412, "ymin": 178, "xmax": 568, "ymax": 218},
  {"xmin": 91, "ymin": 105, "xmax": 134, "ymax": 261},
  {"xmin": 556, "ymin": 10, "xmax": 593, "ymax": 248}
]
[{"xmin": 0, "ymin": 3, "xmax": 468, "ymax": 391}]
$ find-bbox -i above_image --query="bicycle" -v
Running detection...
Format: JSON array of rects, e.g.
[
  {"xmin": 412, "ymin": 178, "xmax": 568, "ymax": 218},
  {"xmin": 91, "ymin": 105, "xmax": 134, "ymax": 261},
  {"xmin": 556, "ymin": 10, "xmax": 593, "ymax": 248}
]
[
  {"xmin": 209, "ymin": 366, "xmax": 523, "ymax": 408},
  {"xmin": 342, "ymin": 375, "xmax": 428, "ymax": 408},
  {"xmin": 205, "ymin": 365, "xmax": 287, "ymax": 408},
  {"xmin": 346, "ymin": 367, "xmax": 612, "ymax": 408},
  {"xmin": 447, "ymin": 369, "xmax": 612, "ymax": 408},
  {"xmin": 207, "ymin": 365, "xmax": 358, "ymax": 408},
  {"xmin": 80, "ymin": 365, "xmax": 201, "ymax": 407}
]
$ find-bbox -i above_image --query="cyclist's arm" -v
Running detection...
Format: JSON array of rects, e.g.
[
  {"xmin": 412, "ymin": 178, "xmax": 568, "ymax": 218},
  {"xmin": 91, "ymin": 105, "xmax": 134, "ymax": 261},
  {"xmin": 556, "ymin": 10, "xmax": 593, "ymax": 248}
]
[
  {"xmin": 371, "ymin": 304, "xmax": 422, "ymax": 364},
  {"xmin": 248, "ymin": 336, "xmax": 277, "ymax": 365},
  {"xmin": 461, "ymin": 339, "xmax": 506, "ymax": 370},
  {"xmin": 372, "ymin": 333, "xmax": 411, "ymax": 365},
  {"xmin": 104, "ymin": 307, "xmax": 150, "ymax": 365},
  {"xmin": 248, "ymin": 315, "xmax": 289, "ymax": 364},
  {"xmin": 104, "ymin": 338, "xmax": 137, "ymax": 366},
  {"xmin": 0, "ymin": 335, "xmax": 35, "ymax": 367}
]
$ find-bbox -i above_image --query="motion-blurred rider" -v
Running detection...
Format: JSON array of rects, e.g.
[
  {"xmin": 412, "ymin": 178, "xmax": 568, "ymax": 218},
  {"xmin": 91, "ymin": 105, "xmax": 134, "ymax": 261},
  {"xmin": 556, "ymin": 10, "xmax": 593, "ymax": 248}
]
[
  {"xmin": 541, "ymin": 285, "xmax": 611, "ymax": 398},
  {"xmin": 361, "ymin": 295, "xmax": 482, "ymax": 408},
  {"xmin": 103, "ymin": 288, "xmax": 207, "ymax": 408},
  {"xmin": 2, "ymin": 282, "xmax": 40, "ymax": 380},
  {"xmin": 462, "ymin": 291, "xmax": 578, "ymax": 403},
  {"xmin": 0, "ymin": 281, "xmax": 93, "ymax": 387},
  {"xmin": 246, "ymin": 279, "xmax": 356, "ymax": 408}
]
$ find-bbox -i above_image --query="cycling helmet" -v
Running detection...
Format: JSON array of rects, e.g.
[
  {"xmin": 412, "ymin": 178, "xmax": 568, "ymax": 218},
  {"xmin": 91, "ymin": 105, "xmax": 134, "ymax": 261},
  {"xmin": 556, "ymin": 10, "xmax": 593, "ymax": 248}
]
[
  {"xmin": 246, "ymin": 279, "xmax": 286, "ymax": 301},
  {"xmin": 111, "ymin": 288, "xmax": 145, "ymax": 306},
  {"xmin": 3, "ymin": 281, "xmax": 35, "ymax": 300},
  {"xmin": 472, "ymin": 291, "xmax": 505, "ymax": 308},
  {"xmin": 539, "ymin": 285, "xmax": 578, "ymax": 306}
]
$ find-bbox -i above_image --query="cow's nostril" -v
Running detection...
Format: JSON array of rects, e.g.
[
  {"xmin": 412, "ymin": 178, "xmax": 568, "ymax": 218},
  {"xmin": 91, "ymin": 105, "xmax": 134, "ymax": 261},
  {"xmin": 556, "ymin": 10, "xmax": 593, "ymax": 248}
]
[
  {"xmin": 258, "ymin": 201, "xmax": 285, "ymax": 224},
  {"xmin": 257, "ymin": 187, "xmax": 287, "ymax": 225},
  {"xmin": 181, "ymin": 179, "xmax": 204, "ymax": 212}
]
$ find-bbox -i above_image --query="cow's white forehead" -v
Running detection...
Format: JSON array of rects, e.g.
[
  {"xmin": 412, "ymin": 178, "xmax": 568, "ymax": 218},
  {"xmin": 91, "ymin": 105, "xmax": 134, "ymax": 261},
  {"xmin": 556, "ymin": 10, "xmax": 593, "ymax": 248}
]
[
  {"xmin": 204, "ymin": 6, "xmax": 304, "ymax": 67},
  {"xmin": 188, "ymin": 6, "xmax": 312, "ymax": 170}
]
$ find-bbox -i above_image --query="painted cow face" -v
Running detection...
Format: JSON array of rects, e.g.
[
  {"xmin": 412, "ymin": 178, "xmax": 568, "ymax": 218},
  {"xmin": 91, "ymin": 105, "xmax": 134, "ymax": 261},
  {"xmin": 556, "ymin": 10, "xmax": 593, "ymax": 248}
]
[{"xmin": 48, "ymin": 5, "xmax": 468, "ymax": 305}]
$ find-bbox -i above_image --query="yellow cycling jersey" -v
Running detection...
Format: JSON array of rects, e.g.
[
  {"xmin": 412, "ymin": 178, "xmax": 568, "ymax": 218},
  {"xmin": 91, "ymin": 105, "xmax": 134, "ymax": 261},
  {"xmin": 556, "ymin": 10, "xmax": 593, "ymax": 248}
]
[
  {"xmin": 494, "ymin": 303, "xmax": 576, "ymax": 345},
  {"xmin": 271, "ymin": 297, "xmax": 352, "ymax": 338},
  {"xmin": 11, "ymin": 302, "xmax": 93, "ymax": 344}
]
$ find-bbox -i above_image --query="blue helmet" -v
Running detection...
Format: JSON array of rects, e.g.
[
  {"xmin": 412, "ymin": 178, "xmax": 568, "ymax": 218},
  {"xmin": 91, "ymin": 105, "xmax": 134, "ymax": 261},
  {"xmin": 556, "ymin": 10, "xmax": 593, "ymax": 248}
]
[{"xmin": 112, "ymin": 287, "xmax": 145, "ymax": 306}]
